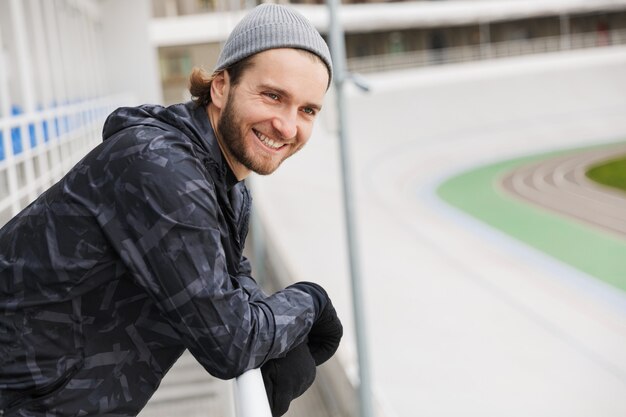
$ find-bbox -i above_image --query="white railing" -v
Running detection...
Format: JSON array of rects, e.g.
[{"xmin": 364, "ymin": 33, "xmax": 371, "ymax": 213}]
[
  {"xmin": 0, "ymin": 97, "xmax": 128, "ymax": 227},
  {"xmin": 347, "ymin": 28, "xmax": 626, "ymax": 73},
  {"xmin": 234, "ymin": 369, "xmax": 272, "ymax": 417}
]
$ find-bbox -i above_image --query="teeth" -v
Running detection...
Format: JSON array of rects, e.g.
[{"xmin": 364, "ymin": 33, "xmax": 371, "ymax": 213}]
[{"xmin": 255, "ymin": 130, "xmax": 282, "ymax": 149}]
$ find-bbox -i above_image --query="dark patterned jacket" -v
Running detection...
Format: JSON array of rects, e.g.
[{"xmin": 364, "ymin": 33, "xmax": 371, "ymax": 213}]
[{"xmin": 0, "ymin": 102, "xmax": 317, "ymax": 416}]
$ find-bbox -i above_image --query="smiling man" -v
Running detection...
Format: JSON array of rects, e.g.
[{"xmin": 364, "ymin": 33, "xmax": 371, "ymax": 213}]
[
  {"xmin": 0, "ymin": 4, "xmax": 342, "ymax": 417},
  {"xmin": 207, "ymin": 47, "xmax": 328, "ymax": 178}
]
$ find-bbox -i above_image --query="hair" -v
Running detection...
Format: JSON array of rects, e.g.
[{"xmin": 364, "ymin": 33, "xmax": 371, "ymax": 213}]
[{"xmin": 189, "ymin": 55, "xmax": 256, "ymax": 107}]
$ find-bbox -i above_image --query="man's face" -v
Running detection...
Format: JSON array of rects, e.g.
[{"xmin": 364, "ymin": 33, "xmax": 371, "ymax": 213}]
[{"xmin": 214, "ymin": 48, "xmax": 329, "ymax": 178}]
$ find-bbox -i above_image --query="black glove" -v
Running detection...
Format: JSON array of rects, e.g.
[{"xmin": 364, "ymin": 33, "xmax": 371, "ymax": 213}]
[
  {"xmin": 307, "ymin": 298, "xmax": 342, "ymax": 365},
  {"xmin": 261, "ymin": 343, "xmax": 316, "ymax": 417},
  {"xmin": 288, "ymin": 282, "xmax": 343, "ymax": 365}
]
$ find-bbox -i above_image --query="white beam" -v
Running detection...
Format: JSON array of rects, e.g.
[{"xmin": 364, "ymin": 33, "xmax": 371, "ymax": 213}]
[{"xmin": 150, "ymin": 0, "xmax": 626, "ymax": 47}]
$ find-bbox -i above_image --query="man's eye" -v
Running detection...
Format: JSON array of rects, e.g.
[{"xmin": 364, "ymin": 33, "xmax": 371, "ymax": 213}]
[
  {"xmin": 265, "ymin": 93, "xmax": 279, "ymax": 100},
  {"xmin": 302, "ymin": 107, "xmax": 316, "ymax": 116}
]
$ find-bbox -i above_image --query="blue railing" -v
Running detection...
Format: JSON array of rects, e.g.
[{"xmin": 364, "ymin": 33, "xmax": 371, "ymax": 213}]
[{"xmin": 0, "ymin": 101, "xmax": 110, "ymax": 162}]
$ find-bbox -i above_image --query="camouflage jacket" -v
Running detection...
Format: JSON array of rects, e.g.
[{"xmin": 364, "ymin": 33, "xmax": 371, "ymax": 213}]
[{"xmin": 0, "ymin": 102, "xmax": 317, "ymax": 416}]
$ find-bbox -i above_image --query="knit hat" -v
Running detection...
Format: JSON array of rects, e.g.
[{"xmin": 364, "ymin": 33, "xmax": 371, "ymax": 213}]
[{"xmin": 214, "ymin": 3, "xmax": 333, "ymax": 83}]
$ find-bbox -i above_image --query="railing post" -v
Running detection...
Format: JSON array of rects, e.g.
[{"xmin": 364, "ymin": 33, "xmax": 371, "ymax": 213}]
[
  {"xmin": 326, "ymin": 0, "xmax": 374, "ymax": 417},
  {"xmin": 234, "ymin": 369, "xmax": 272, "ymax": 417}
]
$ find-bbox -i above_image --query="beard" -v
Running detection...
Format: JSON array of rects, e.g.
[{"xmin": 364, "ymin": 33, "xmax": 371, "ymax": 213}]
[{"xmin": 217, "ymin": 94, "xmax": 292, "ymax": 176}]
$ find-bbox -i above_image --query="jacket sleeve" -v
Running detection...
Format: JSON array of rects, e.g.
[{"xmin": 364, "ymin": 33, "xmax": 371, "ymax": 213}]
[
  {"xmin": 97, "ymin": 135, "xmax": 317, "ymax": 380},
  {"xmin": 235, "ymin": 256, "xmax": 268, "ymax": 302}
]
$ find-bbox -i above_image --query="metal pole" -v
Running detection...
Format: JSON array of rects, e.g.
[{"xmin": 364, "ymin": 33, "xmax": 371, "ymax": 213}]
[
  {"xmin": 0, "ymin": 22, "xmax": 22, "ymax": 218},
  {"xmin": 326, "ymin": 1, "xmax": 373, "ymax": 417},
  {"xmin": 9, "ymin": 0, "xmax": 38, "ymax": 203}
]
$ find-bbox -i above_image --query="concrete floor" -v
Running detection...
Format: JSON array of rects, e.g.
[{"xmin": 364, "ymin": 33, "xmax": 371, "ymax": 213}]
[{"xmin": 251, "ymin": 45, "xmax": 626, "ymax": 417}]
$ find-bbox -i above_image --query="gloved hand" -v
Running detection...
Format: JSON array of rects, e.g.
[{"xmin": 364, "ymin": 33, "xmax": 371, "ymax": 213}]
[
  {"xmin": 261, "ymin": 342, "xmax": 316, "ymax": 417},
  {"xmin": 288, "ymin": 282, "xmax": 343, "ymax": 365},
  {"xmin": 307, "ymin": 298, "xmax": 342, "ymax": 365}
]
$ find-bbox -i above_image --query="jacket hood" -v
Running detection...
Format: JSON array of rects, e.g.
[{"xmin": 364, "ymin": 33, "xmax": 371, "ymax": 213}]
[
  {"xmin": 102, "ymin": 101, "xmax": 217, "ymax": 157},
  {"xmin": 101, "ymin": 101, "xmax": 237, "ymax": 186}
]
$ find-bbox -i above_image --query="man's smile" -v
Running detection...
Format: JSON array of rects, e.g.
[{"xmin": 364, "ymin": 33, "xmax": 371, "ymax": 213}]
[{"xmin": 253, "ymin": 128, "xmax": 286, "ymax": 151}]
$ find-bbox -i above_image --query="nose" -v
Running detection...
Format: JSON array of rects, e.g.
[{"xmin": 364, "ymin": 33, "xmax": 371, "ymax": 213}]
[{"xmin": 272, "ymin": 107, "xmax": 298, "ymax": 139}]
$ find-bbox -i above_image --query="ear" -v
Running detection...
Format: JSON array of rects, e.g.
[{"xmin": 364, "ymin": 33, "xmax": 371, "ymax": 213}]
[{"xmin": 210, "ymin": 71, "xmax": 230, "ymax": 110}]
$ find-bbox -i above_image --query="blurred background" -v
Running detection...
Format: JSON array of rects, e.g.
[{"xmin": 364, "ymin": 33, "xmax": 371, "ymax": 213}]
[{"xmin": 1, "ymin": 0, "xmax": 626, "ymax": 416}]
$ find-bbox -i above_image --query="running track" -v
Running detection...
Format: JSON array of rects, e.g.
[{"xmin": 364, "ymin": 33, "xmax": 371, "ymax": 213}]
[{"xmin": 501, "ymin": 143, "xmax": 626, "ymax": 237}]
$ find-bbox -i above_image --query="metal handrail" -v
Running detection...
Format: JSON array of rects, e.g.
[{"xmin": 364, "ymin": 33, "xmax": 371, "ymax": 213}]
[
  {"xmin": 347, "ymin": 28, "xmax": 626, "ymax": 73},
  {"xmin": 234, "ymin": 369, "xmax": 272, "ymax": 417}
]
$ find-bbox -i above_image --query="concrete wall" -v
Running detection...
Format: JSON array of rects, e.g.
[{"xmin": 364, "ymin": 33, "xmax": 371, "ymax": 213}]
[{"xmin": 100, "ymin": 0, "xmax": 163, "ymax": 105}]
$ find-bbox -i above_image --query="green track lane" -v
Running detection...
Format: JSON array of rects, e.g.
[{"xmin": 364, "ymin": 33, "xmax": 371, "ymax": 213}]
[{"xmin": 436, "ymin": 143, "xmax": 626, "ymax": 293}]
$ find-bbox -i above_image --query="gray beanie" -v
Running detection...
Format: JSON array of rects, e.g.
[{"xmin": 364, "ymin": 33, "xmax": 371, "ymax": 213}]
[{"xmin": 215, "ymin": 3, "xmax": 333, "ymax": 83}]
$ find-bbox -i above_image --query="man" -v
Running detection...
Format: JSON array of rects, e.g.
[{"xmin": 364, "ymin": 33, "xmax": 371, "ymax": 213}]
[{"xmin": 0, "ymin": 4, "xmax": 342, "ymax": 416}]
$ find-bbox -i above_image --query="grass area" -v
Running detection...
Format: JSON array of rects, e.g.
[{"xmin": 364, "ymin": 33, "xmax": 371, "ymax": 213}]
[
  {"xmin": 437, "ymin": 143, "xmax": 626, "ymax": 293},
  {"xmin": 586, "ymin": 155, "xmax": 626, "ymax": 194}
]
